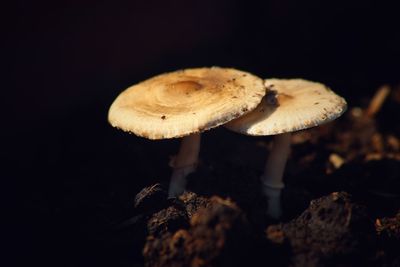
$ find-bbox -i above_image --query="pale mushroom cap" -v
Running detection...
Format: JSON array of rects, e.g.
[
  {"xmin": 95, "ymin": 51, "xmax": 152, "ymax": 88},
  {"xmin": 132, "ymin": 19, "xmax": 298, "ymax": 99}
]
[
  {"xmin": 108, "ymin": 67, "xmax": 266, "ymax": 139},
  {"xmin": 225, "ymin": 78, "xmax": 347, "ymax": 135}
]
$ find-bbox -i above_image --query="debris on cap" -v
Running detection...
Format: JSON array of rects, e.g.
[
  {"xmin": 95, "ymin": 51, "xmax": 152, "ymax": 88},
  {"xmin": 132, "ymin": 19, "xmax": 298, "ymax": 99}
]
[
  {"xmin": 226, "ymin": 79, "xmax": 347, "ymax": 136},
  {"xmin": 108, "ymin": 67, "xmax": 266, "ymax": 139}
]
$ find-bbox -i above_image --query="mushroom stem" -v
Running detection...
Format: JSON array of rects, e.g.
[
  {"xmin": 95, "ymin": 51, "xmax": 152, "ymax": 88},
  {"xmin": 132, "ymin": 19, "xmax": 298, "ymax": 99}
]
[
  {"xmin": 261, "ymin": 132, "xmax": 291, "ymax": 218},
  {"xmin": 168, "ymin": 133, "xmax": 201, "ymax": 197}
]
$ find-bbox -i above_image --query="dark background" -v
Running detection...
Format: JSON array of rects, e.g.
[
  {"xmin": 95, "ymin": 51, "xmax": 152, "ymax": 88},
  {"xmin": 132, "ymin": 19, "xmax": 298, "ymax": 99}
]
[{"xmin": 5, "ymin": 0, "xmax": 400, "ymax": 266}]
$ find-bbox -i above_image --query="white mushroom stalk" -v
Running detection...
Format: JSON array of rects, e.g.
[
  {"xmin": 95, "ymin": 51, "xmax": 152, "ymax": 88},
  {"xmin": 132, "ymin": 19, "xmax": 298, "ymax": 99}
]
[
  {"xmin": 225, "ymin": 78, "xmax": 347, "ymax": 219},
  {"xmin": 261, "ymin": 132, "xmax": 291, "ymax": 218},
  {"xmin": 168, "ymin": 133, "xmax": 201, "ymax": 197}
]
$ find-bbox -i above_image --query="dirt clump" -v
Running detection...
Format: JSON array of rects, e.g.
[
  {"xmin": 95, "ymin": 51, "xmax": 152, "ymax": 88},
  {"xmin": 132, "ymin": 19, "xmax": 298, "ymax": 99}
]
[
  {"xmin": 179, "ymin": 191, "xmax": 211, "ymax": 218},
  {"xmin": 374, "ymin": 211, "xmax": 400, "ymax": 266},
  {"xmin": 268, "ymin": 192, "xmax": 376, "ymax": 267},
  {"xmin": 143, "ymin": 196, "xmax": 271, "ymax": 267}
]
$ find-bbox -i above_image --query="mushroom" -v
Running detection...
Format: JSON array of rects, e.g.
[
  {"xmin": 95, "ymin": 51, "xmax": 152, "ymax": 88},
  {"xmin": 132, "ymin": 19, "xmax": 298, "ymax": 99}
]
[
  {"xmin": 108, "ymin": 67, "xmax": 266, "ymax": 197},
  {"xmin": 225, "ymin": 79, "xmax": 347, "ymax": 218}
]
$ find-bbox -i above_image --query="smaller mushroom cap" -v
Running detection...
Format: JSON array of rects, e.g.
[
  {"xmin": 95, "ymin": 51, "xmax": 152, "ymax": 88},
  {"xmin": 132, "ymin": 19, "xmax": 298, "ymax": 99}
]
[
  {"xmin": 108, "ymin": 67, "xmax": 266, "ymax": 139},
  {"xmin": 225, "ymin": 79, "xmax": 347, "ymax": 135}
]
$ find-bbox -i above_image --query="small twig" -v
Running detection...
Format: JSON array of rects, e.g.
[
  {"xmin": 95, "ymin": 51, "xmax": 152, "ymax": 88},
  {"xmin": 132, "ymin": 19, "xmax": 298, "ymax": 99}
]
[{"xmin": 366, "ymin": 85, "xmax": 391, "ymax": 118}]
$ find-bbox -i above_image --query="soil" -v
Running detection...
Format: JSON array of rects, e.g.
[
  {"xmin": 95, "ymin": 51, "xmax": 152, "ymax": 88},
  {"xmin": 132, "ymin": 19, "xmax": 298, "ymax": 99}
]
[{"xmin": 16, "ymin": 85, "xmax": 400, "ymax": 267}]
